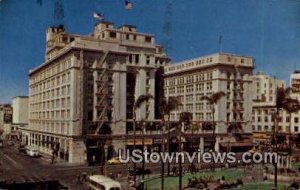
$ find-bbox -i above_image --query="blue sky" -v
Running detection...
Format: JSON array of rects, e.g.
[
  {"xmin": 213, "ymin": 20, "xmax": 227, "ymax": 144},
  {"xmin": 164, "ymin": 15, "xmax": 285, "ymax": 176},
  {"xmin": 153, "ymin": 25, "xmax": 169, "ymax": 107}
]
[{"xmin": 0, "ymin": 0, "xmax": 300, "ymax": 103}]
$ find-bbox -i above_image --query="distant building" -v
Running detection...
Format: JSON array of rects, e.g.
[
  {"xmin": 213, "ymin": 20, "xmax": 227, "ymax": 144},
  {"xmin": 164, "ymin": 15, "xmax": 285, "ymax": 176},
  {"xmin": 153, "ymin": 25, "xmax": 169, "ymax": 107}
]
[
  {"xmin": 291, "ymin": 70, "xmax": 300, "ymax": 100},
  {"xmin": 250, "ymin": 73, "xmax": 286, "ymax": 145},
  {"xmin": 164, "ymin": 52, "xmax": 254, "ymax": 152},
  {"xmin": 27, "ymin": 22, "xmax": 168, "ymax": 163},
  {"xmin": 0, "ymin": 104, "xmax": 13, "ymax": 138},
  {"xmin": 11, "ymin": 96, "xmax": 29, "ymax": 143}
]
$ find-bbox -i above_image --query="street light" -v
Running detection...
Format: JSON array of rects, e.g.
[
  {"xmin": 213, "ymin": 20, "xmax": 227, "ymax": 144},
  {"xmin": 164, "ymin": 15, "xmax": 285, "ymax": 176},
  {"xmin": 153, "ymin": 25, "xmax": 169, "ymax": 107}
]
[{"xmin": 104, "ymin": 144, "xmax": 108, "ymax": 176}]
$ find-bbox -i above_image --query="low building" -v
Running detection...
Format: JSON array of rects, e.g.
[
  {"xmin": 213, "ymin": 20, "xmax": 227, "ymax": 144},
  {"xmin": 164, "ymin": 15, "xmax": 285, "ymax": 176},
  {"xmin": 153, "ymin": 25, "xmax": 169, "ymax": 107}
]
[
  {"xmin": 11, "ymin": 96, "xmax": 29, "ymax": 144},
  {"xmin": 0, "ymin": 104, "xmax": 13, "ymax": 139}
]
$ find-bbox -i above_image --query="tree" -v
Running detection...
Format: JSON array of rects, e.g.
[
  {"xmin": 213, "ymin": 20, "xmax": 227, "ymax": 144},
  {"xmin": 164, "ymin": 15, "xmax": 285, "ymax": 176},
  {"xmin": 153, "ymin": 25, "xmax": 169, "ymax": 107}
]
[
  {"xmin": 272, "ymin": 87, "xmax": 300, "ymax": 188},
  {"xmin": 281, "ymin": 97, "xmax": 300, "ymax": 148},
  {"xmin": 200, "ymin": 91, "xmax": 225, "ymax": 151},
  {"xmin": 159, "ymin": 96, "xmax": 182, "ymax": 177},
  {"xmin": 0, "ymin": 128, "xmax": 3, "ymax": 136},
  {"xmin": 178, "ymin": 111, "xmax": 193, "ymax": 190},
  {"xmin": 133, "ymin": 93, "xmax": 153, "ymax": 187}
]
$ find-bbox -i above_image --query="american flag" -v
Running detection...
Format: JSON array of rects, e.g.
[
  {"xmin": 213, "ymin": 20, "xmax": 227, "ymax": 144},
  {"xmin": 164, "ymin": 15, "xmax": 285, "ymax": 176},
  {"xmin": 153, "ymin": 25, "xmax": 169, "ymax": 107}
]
[
  {"xmin": 125, "ymin": 0, "xmax": 133, "ymax": 10},
  {"xmin": 93, "ymin": 12, "xmax": 104, "ymax": 20}
]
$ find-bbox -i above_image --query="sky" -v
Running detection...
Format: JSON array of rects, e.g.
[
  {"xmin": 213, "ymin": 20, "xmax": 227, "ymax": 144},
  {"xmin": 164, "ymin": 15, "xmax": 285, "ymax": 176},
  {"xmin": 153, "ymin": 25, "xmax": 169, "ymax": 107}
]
[{"xmin": 1, "ymin": 0, "xmax": 300, "ymax": 103}]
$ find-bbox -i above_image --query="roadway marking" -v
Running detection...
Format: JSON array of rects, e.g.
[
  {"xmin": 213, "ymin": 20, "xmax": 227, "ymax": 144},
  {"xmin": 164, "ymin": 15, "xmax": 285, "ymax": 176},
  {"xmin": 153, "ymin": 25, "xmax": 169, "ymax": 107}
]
[{"xmin": 3, "ymin": 154, "xmax": 24, "ymax": 170}]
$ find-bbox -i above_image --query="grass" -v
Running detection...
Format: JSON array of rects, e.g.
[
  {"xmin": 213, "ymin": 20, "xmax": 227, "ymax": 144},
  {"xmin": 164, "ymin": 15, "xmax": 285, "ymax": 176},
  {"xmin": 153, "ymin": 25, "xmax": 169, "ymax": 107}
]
[
  {"xmin": 229, "ymin": 182, "xmax": 288, "ymax": 190},
  {"xmin": 292, "ymin": 162, "xmax": 300, "ymax": 171},
  {"xmin": 144, "ymin": 168, "xmax": 244, "ymax": 190}
]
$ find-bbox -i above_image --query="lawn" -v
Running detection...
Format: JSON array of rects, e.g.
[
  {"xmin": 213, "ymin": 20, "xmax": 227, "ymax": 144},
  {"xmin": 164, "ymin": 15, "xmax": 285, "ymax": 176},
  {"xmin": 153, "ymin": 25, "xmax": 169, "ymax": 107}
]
[
  {"xmin": 144, "ymin": 168, "xmax": 244, "ymax": 190},
  {"xmin": 292, "ymin": 162, "xmax": 300, "ymax": 171},
  {"xmin": 229, "ymin": 182, "xmax": 288, "ymax": 190}
]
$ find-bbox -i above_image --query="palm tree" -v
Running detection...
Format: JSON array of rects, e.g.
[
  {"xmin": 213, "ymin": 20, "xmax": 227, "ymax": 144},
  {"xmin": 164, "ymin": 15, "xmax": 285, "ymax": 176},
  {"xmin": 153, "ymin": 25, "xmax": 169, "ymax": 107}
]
[
  {"xmin": 159, "ymin": 96, "xmax": 182, "ymax": 176},
  {"xmin": 281, "ymin": 97, "xmax": 300, "ymax": 148},
  {"xmin": 272, "ymin": 87, "xmax": 299, "ymax": 188},
  {"xmin": 200, "ymin": 91, "xmax": 225, "ymax": 152},
  {"xmin": 178, "ymin": 111, "xmax": 193, "ymax": 190},
  {"xmin": 133, "ymin": 93, "xmax": 153, "ymax": 187}
]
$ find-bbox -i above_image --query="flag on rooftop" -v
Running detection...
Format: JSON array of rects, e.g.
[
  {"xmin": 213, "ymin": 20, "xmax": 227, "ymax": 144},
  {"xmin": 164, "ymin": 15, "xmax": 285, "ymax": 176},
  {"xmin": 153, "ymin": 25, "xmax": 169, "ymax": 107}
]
[
  {"xmin": 125, "ymin": 0, "xmax": 133, "ymax": 10},
  {"xmin": 93, "ymin": 12, "xmax": 104, "ymax": 20}
]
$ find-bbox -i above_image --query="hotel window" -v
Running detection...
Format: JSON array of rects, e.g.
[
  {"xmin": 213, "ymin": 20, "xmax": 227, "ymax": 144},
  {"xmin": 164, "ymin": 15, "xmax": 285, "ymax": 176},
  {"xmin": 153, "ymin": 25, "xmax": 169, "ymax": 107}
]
[
  {"xmin": 109, "ymin": 31, "xmax": 117, "ymax": 38},
  {"xmin": 257, "ymin": 116, "xmax": 261, "ymax": 122},
  {"xmin": 258, "ymin": 125, "xmax": 261, "ymax": 131},
  {"xmin": 186, "ymin": 85, "xmax": 194, "ymax": 93},
  {"xmin": 126, "ymin": 34, "xmax": 130, "ymax": 40},
  {"xmin": 206, "ymin": 82, "xmax": 212, "ymax": 90},
  {"xmin": 187, "ymin": 75, "xmax": 194, "ymax": 83},
  {"xmin": 129, "ymin": 54, "xmax": 133, "ymax": 63},
  {"xmin": 169, "ymin": 87, "xmax": 175, "ymax": 94},
  {"xmin": 135, "ymin": 54, "xmax": 140, "ymax": 64},
  {"xmin": 186, "ymin": 104, "xmax": 193, "ymax": 111},
  {"xmin": 186, "ymin": 95, "xmax": 193, "ymax": 102},
  {"xmin": 295, "ymin": 117, "xmax": 299, "ymax": 123},
  {"xmin": 295, "ymin": 126, "xmax": 299, "ymax": 132},
  {"xmin": 264, "ymin": 126, "xmax": 268, "ymax": 131},
  {"xmin": 178, "ymin": 77, "xmax": 184, "ymax": 84},
  {"xmin": 146, "ymin": 56, "xmax": 150, "ymax": 65},
  {"xmin": 145, "ymin": 36, "xmax": 152, "ymax": 43}
]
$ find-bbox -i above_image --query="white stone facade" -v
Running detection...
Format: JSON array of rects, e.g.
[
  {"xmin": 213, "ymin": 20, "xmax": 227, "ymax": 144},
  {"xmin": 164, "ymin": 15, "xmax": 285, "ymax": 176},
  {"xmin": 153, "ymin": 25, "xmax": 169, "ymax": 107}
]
[
  {"xmin": 27, "ymin": 22, "xmax": 168, "ymax": 163},
  {"xmin": 164, "ymin": 53, "xmax": 254, "ymax": 152}
]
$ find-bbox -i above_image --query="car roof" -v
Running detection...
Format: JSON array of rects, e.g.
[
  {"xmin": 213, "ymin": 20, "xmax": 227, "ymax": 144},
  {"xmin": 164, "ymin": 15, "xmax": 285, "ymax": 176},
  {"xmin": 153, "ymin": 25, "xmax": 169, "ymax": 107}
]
[{"xmin": 89, "ymin": 175, "xmax": 121, "ymax": 187}]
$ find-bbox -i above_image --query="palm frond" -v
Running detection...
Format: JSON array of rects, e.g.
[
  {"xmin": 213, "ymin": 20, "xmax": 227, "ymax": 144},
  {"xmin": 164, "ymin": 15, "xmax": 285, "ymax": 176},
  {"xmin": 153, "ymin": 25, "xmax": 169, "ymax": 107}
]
[
  {"xmin": 276, "ymin": 87, "xmax": 289, "ymax": 108},
  {"xmin": 179, "ymin": 111, "xmax": 193, "ymax": 126},
  {"xmin": 211, "ymin": 91, "xmax": 226, "ymax": 103},
  {"xmin": 200, "ymin": 96, "xmax": 212, "ymax": 103},
  {"xmin": 134, "ymin": 94, "xmax": 153, "ymax": 108},
  {"xmin": 168, "ymin": 96, "xmax": 182, "ymax": 112},
  {"xmin": 282, "ymin": 98, "xmax": 300, "ymax": 113}
]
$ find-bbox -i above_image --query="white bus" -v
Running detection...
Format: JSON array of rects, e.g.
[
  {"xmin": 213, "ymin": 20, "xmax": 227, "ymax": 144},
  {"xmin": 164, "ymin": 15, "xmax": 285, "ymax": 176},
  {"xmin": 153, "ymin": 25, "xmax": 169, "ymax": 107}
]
[
  {"xmin": 25, "ymin": 146, "xmax": 39, "ymax": 157},
  {"xmin": 87, "ymin": 175, "xmax": 121, "ymax": 190}
]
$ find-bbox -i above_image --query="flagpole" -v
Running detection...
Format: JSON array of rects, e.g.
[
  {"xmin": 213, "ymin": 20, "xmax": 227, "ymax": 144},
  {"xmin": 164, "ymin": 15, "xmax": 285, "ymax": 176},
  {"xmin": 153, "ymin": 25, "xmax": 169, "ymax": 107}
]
[{"xmin": 219, "ymin": 35, "xmax": 223, "ymax": 53}]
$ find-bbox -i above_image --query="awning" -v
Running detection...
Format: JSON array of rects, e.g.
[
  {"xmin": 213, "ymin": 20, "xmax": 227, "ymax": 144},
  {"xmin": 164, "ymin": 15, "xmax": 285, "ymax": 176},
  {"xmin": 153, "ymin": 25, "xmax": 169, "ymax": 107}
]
[
  {"xmin": 220, "ymin": 142, "xmax": 254, "ymax": 148},
  {"xmin": 126, "ymin": 139, "xmax": 153, "ymax": 145}
]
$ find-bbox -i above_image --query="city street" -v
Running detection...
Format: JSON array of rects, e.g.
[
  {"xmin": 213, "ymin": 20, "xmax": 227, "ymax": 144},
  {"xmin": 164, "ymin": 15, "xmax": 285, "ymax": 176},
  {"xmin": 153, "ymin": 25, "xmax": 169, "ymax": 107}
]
[
  {"xmin": 0, "ymin": 142, "xmax": 126, "ymax": 189},
  {"xmin": 0, "ymin": 142, "xmax": 165, "ymax": 189}
]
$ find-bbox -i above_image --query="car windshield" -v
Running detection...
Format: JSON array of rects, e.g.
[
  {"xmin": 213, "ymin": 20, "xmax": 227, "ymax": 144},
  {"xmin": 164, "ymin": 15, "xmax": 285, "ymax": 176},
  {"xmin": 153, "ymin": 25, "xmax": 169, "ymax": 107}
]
[{"xmin": 110, "ymin": 188, "xmax": 120, "ymax": 190}]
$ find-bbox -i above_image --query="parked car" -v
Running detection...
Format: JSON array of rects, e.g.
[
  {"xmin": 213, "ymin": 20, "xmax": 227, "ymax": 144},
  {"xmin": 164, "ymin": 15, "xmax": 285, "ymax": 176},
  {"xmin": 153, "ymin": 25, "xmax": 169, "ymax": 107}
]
[
  {"xmin": 129, "ymin": 167, "xmax": 152, "ymax": 176},
  {"xmin": 0, "ymin": 140, "xmax": 3, "ymax": 149},
  {"xmin": 107, "ymin": 157, "xmax": 123, "ymax": 165},
  {"xmin": 25, "ymin": 146, "xmax": 39, "ymax": 157}
]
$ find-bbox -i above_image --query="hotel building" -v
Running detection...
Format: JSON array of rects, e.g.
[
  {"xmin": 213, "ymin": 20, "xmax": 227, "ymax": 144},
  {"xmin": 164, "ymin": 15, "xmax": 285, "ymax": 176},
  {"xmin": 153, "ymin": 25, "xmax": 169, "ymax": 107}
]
[
  {"xmin": 164, "ymin": 53, "xmax": 254, "ymax": 152},
  {"xmin": 27, "ymin": 22, "xmax": 169, "ymax": 163},
  {"xmin": 251, "ymin": 73, "xmax": 286, "ymax": 144},
  {"xmin": 251, "ymin": 72, "xmax": 300, "ymax": 149}
]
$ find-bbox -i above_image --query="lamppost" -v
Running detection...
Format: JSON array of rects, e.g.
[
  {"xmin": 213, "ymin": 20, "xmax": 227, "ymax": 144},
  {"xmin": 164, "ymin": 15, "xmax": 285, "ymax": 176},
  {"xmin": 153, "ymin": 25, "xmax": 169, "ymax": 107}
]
[{"xmin": 104, "ymin": 144, "xmax": 108, "ymax": 176}]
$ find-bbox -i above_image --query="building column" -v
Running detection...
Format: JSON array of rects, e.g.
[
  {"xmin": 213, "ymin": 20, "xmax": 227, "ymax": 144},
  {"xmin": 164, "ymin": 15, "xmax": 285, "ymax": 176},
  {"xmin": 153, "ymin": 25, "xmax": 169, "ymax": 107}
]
[
  {"xmin": 199, "ymin": 137, "xmax": 204, "ymax": 153},
  {"xmin": 215, "ymin": 136, "xmax": 220, "ymax": 152}
]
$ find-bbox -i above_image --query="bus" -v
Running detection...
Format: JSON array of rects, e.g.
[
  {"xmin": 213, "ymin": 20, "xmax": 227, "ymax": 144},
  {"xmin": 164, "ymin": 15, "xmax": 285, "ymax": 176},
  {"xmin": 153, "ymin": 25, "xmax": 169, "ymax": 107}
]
[
  {"xmin": 25, "ymin": 146, "xmax": 39, "ymax": 157},
  {"xmin": 87, "ymin": 175, "xmax": 121, "ymax": 190}
]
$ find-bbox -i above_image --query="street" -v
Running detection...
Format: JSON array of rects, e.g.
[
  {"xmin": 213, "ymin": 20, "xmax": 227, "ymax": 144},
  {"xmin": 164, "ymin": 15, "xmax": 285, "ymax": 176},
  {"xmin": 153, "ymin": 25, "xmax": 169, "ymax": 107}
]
[
  {"xmin": 0, "ymin": 142, "xmax": 162, "ymax": 190},
  {"xmin": 0, "ymin": 142, "xmax": 114, "ymax": 189}
]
